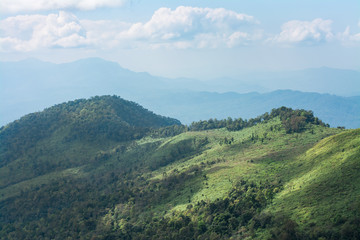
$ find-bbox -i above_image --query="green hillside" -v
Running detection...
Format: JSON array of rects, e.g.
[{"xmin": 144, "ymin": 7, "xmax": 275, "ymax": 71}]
[
  {"xmin": 0, "ymin": 95, "xmax": 180, "ymax": 190},
  {"xmin": 0, "ymin": 96, "xmax": 359, "ymax": 240},
  {"xmin": 268, "ymin": 128, "xmax": 360, "ymax": 239}
]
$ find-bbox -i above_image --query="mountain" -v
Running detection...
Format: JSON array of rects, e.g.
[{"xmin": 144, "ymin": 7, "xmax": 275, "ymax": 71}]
[
  {"xmin": 138, "ymin": 90, "xmax": 360, "ymax": 128},
  {"xmin": 0, "ymin": 95, "xmax": 180, "ymax": 187},
  {"xmin": 228, "ymin": 67, "xmax": 360, "ymax": 97},
  {"xmin": 1, "ymin": 97, "xmax": 359, "ymax": 239},
  {"xmin": 1, "ymin": 58, "xmax": 360, "ymax": 128},
  {"xmin": 0, "ymin": 58, "xmax": 170, "ymax": 126}
]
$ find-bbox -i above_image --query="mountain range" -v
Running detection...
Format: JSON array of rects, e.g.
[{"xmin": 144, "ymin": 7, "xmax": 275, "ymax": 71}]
[
  {"xmin": 1, "ymin": 96, "xmax": 359, "ymax": 239},
  {"xmin": 1, "ymin": 58, "xmax": 360, "ymax": 128}
]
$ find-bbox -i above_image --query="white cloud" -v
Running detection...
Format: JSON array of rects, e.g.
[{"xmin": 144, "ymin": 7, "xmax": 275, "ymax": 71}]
[
  {"xmin": 0, "ymin": 11, "xmax": 88, "ymax": 51},
  {"xmin": 126, "ymin": 6, "xmax": 256, "ymax": 39},
  {"xmin": 337, "ymin": 26, "xmax": 360, "ymax": 45},
  {"xmin": 0, "ymin": 7, "xmax": 261, "ymax": 51},
  {"xmin": 116, "ymin": 6, "xmax": 259, "ymax": 48},
  {"xmin": 0, "ymin": 0, "xmax": 126, "ymax": 13},
  {"xmin": 271, "ymin": 18, "xmax": 333, "ymax": 45}
]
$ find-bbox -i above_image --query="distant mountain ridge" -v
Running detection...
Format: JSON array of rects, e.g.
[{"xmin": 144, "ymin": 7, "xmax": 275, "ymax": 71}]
[
  {"xmin": 138, "ymin": 90, "xmax": 360, "ymax": 128},
  {"xmin": 229, "ymin": 66, "xmax": 360, "ymax": 97},
  {"xmin": 1, "ymin": 58, "xmax": 359, "ymax": 128}
]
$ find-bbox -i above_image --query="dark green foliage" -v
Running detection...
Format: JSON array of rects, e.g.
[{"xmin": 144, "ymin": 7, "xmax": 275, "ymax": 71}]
[
  {"xmin": 149, "ymin": 124, "xmax": 187, "ymax": 138},
  {"xmin": 271, "ymin": 106, "xmax": 327, "ymax": 133},
  {"xmin": 0, "ymin": 173, "xmax": 134, "ymax": 239},
  {"xmin": 0, "ymin": 161, "xmax": 203, "ymax": 239},
  {"xmin": 189, "ymin": 117, "xmax": 251, "ymax": 132},
  {"xmin": 0, "ymin": 95, "xmax": 180, "ymax": 167},
  {"xmin": 269, "ymin": 215, "xmax": 303, "ymax": 240},
  {"xmin": 93, "ymin": 180, "xmax": 280, "ymax": 240},
  {"xmin": 189, "ymin": 106, "xmax": 327, "ymax": 133},
  {"xmin": 268, "ymin": 214, "xmax": 360, "ymax": 240}
]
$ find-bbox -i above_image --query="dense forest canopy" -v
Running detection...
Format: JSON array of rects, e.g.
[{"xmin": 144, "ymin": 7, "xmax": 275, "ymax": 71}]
[{"xmin": 0, "ymin": 95, "xmax": 180, "ymax": 167}]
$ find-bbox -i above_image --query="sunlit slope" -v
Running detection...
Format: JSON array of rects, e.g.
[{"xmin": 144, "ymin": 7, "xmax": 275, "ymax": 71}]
[
  {"xmin": 116, "ymin": 118, "xmax": 341, "ymax": 214},
  {"xmin": 269, "ymin": 128, "xmax": 360, "ymax": 232},
  {"xmin": 97, "ymin": 117, "xmax": 353, "ymax": 239},
  {"xmin": 117, "ymin": 123, "xmax": 358, "ymax": 239}
]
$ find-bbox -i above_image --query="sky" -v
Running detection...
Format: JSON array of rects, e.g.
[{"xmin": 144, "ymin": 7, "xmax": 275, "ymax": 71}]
[{"xmin": 0, "ymin": 0, "xmax": 359, "ymax": 79}]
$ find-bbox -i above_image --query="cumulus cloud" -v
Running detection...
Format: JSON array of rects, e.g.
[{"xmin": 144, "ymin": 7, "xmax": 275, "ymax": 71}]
[
  {"xmin": 123, "ymin": 6, "xmax": 256, "ymax": 39},
  {"xmin": 0, "ymin": 0, "xmax": 126, "ymax": 13},
  {"xmin": 0, "ymin": 7, "xmax": 261, "ymax": 51},
  {"xmin": 0, "ymin": 11, "xmax": 88, "ymax": 51},
  {"xmin": 271, "ymin": 18, "xmax": 333, "ymax": 45},
  {"xmin": 116, "ymin": 6, "xmax": 260, "ymax": 48}
]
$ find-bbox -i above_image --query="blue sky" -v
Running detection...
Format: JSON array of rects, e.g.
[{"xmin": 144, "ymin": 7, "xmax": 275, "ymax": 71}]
[{"xmin": 1, "ymin": 0, "xmax": 359, "ymax": 79}]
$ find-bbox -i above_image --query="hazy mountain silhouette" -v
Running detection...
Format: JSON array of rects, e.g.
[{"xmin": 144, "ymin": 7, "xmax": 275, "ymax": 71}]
[{"xmin": 1, "ymin": 58, "xmax": 359, "ymax": 128}]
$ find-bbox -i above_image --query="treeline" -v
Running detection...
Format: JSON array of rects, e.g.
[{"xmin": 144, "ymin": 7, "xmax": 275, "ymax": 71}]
[
  {"xmin": 189, "ymin": 107, "xmax": 328, "ymax": 133},
  {"xmin": 189, "ymin": 116, "xmax": 258, "ymax": 132},
  {"xmin": 149, "ymin": 124, "xmax": 188, "ymax": 138},
  {"xmin": 273, "ymin": 107, "xmax": 328, "ymax": 133}
]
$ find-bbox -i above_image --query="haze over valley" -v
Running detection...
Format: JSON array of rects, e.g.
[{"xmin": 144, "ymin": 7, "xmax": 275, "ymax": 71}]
[{"xmin": 1, "ymin": 58, "xmax": 360, "ymax": 128}]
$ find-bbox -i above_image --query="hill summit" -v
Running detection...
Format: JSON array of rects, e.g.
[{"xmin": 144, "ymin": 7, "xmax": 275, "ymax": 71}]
[
  {"xmin": 0, "ymin": 95, "xmax": 180, "ymax": 171},
  {"xmin": 1, "ymin": 95, "xmax": 180, "ymax": 138}
]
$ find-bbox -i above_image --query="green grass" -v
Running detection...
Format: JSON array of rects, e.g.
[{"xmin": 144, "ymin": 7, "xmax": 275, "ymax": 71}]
[
  {"xmin": 136, "ymin": 119, "xmax": 343, "ymax": 214},
  {"xmin": 267, "ymin": 129, "xmax": 360, "ymax": 232}
]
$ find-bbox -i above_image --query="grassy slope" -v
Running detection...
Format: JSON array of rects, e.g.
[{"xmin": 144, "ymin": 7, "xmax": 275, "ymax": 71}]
[
  {"xmin": 122, "ymin": 122, "xmax": 359, "ymax": 239},
  {"xmin": 268, "ymin": 128, "xmax": 360, "ymax": 233},
  {"xmin": 102, "ymin": 118, "xmax": 344, "ymax": 222},
  {"xmin": 127, "ymin": 122, "xmax": 358, "ymax": 239}
]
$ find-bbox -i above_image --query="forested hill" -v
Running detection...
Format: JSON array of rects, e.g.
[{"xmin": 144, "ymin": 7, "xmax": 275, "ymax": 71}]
[
  {"xmin": 0, "ymin": 95, "xmax": 180, "ymax": 171},
  {"xmin": 0, "ymin": 97, "xmax": 359, "ymax": 240}
]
